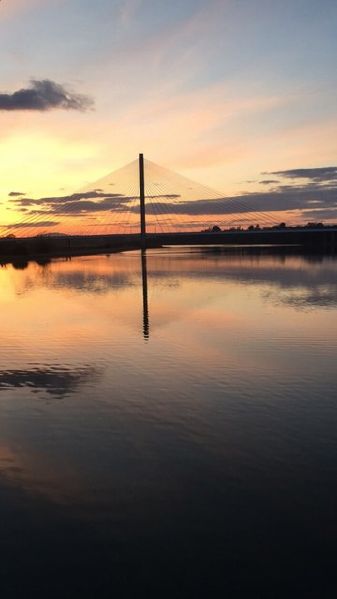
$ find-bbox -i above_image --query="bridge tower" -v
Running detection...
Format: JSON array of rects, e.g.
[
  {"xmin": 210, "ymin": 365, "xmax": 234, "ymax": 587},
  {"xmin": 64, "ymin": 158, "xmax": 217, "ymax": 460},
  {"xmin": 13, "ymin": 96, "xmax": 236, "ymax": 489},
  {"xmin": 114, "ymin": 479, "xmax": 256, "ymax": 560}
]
[{"xmin": 139, "ymin": 153, "xmax": 146, "ymax": 248}]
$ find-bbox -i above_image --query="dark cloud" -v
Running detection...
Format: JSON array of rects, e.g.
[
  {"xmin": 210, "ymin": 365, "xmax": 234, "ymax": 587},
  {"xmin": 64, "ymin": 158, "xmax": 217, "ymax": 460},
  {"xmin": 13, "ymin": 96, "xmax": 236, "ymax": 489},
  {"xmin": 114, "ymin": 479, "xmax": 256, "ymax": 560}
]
[
  {"xmin": 299, "ymin": 208, "xmax": 337, "ymax": 220},
  {"xmin": 10, "ymin": 198, "xmax": 38, "ymax": 206},
  {"xmin": 49, "ymin": 200, "xmax": 127, "ymax": 214},
  {"xmin": 8, "ymin": 185, "xmax": 337, "ymax": 221},
  {"xmin": 11, "ymin": 191, "xmax": 180, "ymax": 207},
  {"xmin": 6, "ymin": 172, "xmax": 337, "ymax": 224},
  {"xmin": 147, "ymin": 194, "xmax": 180, "ymax": 199},
  {"xmin": 9, "ymin": 191, "xmax": 26, "ymax": 197},
  {"xmin": 259, "ymin": 180, "xmax": 279, "ymax": 185},
  {"xmin": 116, "ymin": 184, "xmax": 337, "ymax": 218},
  {"xmin": 11, "ymin": 191, "xmax": 130, "ymax": 207},
  {"xmin": 265, "ymin": 167, "xmax": 337, "ymax": 182},
  {"xmin": 5, "ymin": 221, "xmax": 59, "ymax": 229},
  {"xmin": 0, "ymin": 80, "xmax": 93, "ymax": 112},
  {"xmin": 10, "ymin": 191, "xmax": 181, "ymax": 218}
]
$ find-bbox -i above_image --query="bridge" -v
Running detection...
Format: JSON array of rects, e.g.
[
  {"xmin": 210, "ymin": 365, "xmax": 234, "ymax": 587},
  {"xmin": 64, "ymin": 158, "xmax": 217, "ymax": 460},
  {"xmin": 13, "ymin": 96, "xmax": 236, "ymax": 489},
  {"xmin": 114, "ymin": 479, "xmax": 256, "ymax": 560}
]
[{"xmin": 1, "ymin": 154, "xmax": 336, "ymax": 256}]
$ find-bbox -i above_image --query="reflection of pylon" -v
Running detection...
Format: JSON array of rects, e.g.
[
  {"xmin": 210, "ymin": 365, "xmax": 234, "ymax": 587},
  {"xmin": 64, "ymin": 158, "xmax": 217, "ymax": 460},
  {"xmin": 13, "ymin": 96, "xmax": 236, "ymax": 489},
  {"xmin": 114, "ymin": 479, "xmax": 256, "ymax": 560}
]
[{"xmin": 141, "ymin": 249, "xmax": 149, "ymax": 340}]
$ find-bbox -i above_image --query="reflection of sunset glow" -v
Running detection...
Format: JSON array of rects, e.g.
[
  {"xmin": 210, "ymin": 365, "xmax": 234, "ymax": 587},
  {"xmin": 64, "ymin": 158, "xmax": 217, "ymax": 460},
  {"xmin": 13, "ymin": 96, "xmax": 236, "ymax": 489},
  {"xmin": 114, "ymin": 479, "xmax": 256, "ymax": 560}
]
[
  {"xmin": 1, "ymin": 251, "xmax": 337, "ymax": 366},
  {"xmin": 0, "ymin": 442, "xmax": 86, "ymax": 505},
  {"xmin": 0, "ymin": 250, "xmax": 337, "ymax": 543}
]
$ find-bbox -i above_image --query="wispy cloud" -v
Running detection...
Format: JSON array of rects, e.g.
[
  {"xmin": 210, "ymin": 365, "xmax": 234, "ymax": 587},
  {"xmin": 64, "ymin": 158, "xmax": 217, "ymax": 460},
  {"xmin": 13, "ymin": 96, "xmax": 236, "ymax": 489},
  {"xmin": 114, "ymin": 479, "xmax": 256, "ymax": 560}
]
[
  {"xmin": 5, "ymin": 220, "xmax": 59, "ymax": 229},
  {"xmin": 0, "ymin": 0, "xmax": 65, "ymax": 20},
  {"xmin": 259, "ymin": 179, "xmax": 280, "ymax": 185},
  {"xmin": 117, "ymin": 0, "xmax": 143, "ymax": 25}
]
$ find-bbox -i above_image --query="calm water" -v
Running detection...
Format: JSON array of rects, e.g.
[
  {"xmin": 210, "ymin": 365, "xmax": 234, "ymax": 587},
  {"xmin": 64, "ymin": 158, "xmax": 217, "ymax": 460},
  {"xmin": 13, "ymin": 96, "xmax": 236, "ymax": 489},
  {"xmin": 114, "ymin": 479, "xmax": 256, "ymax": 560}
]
[{"xmin": 0, "ymin": 248, "xmax": 337, "ymax": 597}]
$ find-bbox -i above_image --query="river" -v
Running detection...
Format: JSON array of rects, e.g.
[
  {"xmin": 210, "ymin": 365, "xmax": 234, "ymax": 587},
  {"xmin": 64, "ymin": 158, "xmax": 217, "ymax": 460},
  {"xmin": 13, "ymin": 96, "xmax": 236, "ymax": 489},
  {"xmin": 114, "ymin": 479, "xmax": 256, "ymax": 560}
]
[{"xmin": 0, "ymin": 247, "xmax": 336, "ymax": 597}]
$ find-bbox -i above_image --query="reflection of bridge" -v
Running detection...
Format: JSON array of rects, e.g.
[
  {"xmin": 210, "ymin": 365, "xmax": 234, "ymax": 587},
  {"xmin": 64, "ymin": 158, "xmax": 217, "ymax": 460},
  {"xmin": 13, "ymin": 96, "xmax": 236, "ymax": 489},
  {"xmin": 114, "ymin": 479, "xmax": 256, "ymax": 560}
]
[{"xmin": 140, "ymin": 237, "xmax": 337, "ymax": 342}]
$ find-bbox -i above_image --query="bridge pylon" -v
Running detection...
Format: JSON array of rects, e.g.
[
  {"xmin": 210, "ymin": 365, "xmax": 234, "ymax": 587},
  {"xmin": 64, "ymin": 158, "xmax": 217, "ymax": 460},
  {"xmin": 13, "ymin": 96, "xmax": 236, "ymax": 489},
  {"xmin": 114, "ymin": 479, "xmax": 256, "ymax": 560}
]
[{"xmin": 139, "ymin": 153, "xmax": 146, "ymax": 248}]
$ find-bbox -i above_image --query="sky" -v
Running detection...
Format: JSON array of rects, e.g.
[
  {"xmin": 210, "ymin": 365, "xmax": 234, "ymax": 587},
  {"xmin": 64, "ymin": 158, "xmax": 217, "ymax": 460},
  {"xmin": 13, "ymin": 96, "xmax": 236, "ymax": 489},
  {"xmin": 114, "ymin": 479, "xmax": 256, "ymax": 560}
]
[{"xmin": 1, "ymin": 0, "xmax": 337, "ymax": 233}]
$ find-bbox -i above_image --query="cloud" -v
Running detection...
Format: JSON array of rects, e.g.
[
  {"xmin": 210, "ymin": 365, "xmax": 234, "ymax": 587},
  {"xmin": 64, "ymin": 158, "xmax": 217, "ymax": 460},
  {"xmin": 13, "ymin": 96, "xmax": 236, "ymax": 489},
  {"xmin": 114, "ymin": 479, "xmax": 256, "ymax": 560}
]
[
  {"xmin": 117, "ymin": 0, "xmax": 142, "ymax": 25},
  {"xmin": 47, "ymin": 199, "xmax": 128, "ymax": 215},
  {"xmin": 8, "ymin": 191, "xmax": 26, "ymax": 197},
  {"xmin": 117, "ymin": 183, "xmax": 337, "ymax": 219},
  {"xmin": 10, "ymin": 190, "xmax": 180, "ymax": 217},
  {"xmin": 0, "ymin": 0, "xmax": 62, "ymax": 20},
  {"xmin": 5, "ymin": 221, "xmax": 59, "ymax": 228},
  {"xmin": 8, "ymin": 184, "xmax": 337, "ymax": 224},
  {"xmin": 259, "ymin": 180, "xmax": 279, "ymax": 185},
  {"xmin": 6, "ymin": 165, "xmax": 337, "ymax": 226},
  {"xmin": 265, "ymin": 167, "xmax": 337, "ymax": 182},
  {"xmin": 299, "ymin": 208, "xmax": 337, "ymax": 221},
  {"xmin": 10, "ymin": 190, "xmax": 129, "ymax": 207},
  {"xmin": 0, "ymin": 80, "xmax": 94, "ymax": 112}
]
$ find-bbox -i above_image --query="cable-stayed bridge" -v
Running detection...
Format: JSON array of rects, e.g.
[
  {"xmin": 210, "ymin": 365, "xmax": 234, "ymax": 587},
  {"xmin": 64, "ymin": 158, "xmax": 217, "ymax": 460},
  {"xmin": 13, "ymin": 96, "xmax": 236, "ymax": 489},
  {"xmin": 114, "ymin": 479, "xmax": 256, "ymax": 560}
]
[{"xmin": 1, "ymin": 155, "xmax": 337, "ymax": 252}]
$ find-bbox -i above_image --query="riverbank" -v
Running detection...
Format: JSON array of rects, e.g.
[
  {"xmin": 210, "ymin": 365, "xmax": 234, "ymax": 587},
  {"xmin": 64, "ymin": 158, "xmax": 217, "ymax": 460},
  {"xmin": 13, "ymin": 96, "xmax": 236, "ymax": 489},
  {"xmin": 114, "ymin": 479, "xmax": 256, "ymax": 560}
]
[{"xmin": 1, "ymin": 227, "xmax": 336, "ymax": 267}]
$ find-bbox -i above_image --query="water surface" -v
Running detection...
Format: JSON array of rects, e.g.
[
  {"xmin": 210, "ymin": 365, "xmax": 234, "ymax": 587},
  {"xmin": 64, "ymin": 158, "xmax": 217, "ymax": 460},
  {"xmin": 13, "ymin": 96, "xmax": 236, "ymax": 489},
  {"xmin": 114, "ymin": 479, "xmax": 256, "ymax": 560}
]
[{"xmin": 0, "ymin": 248, "xmax": 336, "ymax": 597}]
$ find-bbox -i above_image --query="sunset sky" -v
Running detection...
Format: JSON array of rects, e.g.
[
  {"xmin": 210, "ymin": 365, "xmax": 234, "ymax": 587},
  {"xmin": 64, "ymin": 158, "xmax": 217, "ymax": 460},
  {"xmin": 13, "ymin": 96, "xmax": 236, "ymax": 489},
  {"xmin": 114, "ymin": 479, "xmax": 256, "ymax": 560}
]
[{"xmin": 1, "ymin": 0, "xmax": 337, "ymax": 233}]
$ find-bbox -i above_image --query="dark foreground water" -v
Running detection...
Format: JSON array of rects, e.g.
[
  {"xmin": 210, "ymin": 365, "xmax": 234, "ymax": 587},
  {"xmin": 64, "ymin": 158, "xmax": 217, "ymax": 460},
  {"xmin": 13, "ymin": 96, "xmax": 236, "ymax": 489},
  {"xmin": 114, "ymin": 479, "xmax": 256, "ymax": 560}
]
[{"xmin": 0, "ymin": 248, "xmax": 337, "ymax": 598}]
